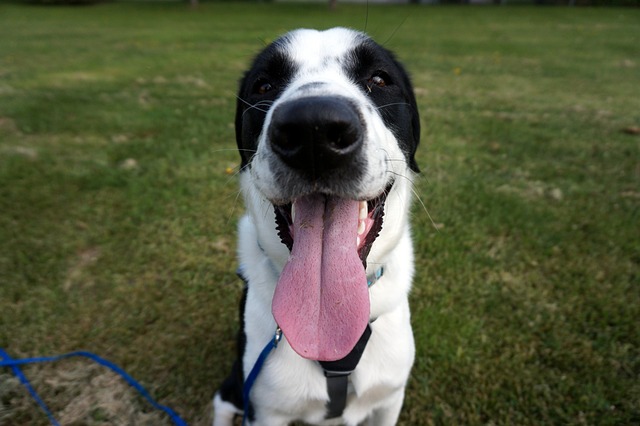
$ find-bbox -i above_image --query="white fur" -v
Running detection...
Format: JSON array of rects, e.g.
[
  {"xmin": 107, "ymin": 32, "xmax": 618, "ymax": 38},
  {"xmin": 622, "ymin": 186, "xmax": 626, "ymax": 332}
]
[{"xmin": 214, "ymin": 28, "xmax": 417, "ymax": 426}]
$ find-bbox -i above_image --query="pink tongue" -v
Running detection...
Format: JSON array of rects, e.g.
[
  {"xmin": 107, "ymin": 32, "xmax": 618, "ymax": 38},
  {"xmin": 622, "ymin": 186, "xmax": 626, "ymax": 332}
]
[{"xmin": 272, "ymin": 194, "xmax": 370, "ymax": 361}]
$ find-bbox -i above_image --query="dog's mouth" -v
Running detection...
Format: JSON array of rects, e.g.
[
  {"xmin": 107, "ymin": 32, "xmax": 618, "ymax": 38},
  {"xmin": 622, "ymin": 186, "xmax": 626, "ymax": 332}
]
[
  {"xmin": 274, "ymin": 183, "xmax": 390, "ymax": 269},
  {"xmin": 270, "ymin": 182, "xmax": 392, "ymax": 362}
]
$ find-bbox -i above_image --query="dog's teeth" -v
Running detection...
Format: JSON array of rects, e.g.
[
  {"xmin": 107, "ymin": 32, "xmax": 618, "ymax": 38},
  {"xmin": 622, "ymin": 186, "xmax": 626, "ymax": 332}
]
[
  {"xmin": 359, "ymin": 201, "xmax": 368, "ymax": 220},
  {"xmin": 357, "ymin": 220, "xmax": 366, "ymax": 235},
  {"xmin": 356, "ymin": 236, "xmax": 361, "ymax": 247},
  {"xmin": 291, "ymin": 204, "xmax": 296, "ymax": 224}
]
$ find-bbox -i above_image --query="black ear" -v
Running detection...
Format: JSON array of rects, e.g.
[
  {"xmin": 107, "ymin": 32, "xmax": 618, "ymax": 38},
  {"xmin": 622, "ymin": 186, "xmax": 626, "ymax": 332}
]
[
  {"xmin": 395, "ymin": 58, "xmax": 421, "ymax": 174},
  {"xmin": 409, "ymin": 99, "xmax": 421, "ymax": 174},
  {"xmin": 374, "ymin": 44, "xmax": 420, "ymax": 174},
  {"xmin": 235, "ymin": 73, "xmax": 251, "ymax": 171},
  {"xmin": 234, "ymin": 39, "xmax": 296, "ymax": 172}
]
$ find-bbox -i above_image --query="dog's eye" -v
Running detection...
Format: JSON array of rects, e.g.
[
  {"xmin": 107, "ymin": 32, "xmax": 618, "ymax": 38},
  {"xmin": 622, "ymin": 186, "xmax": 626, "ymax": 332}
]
[
  {"xmin": 370, "ymin": 75, "xmax": 385, "ymax": 87},
  {"xmin": 368, "ymin": 71, "xmax": 390, "ymax": 88},
  {"xmin": 253, "ymin": 79, "xmax": 274, "ymax": 95},
  {"xmin": 258, "ymin": 82, "xmax": 273, "ymax": 94}
]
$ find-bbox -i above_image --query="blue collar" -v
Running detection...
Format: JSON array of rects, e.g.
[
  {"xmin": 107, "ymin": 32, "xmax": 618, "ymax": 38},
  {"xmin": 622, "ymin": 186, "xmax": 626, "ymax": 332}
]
[{"xmin": 367, "ymin": 266, "xmax": 384, "ymax": 287}]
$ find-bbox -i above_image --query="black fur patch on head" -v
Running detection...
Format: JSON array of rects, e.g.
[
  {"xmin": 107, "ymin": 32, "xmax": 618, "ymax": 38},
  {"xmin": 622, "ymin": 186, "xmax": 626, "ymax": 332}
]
[
  {"xmin": 346, "ymin": 40, "xmax": 421, "ymax": 173},
  {"xmin": 235, "ymin": 39, "xmax": 297, "ymax": 170}
]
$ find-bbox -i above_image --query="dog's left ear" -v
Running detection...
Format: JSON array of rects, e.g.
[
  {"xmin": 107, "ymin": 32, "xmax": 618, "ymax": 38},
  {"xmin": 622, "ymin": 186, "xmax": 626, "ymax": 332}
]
[
  {"xmin": 382, "ymin": 48, "xmax": 420, "ymax": 174},
  {"xmin": 408, "ymin": 96, "xmax": 421, "ymax": 174},
  {"xmin": 397, "ymin": 61, "xmax": 420, "ymax": 174}
]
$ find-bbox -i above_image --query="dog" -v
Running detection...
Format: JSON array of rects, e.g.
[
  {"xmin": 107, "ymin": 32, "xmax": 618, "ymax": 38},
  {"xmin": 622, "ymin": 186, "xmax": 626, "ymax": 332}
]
[{"xmin": 213, "ymin": 27, "xmax": 420, "ymax": 426}]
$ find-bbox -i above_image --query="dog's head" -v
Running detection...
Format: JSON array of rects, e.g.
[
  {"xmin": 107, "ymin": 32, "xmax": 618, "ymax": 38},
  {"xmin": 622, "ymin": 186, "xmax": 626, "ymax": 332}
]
[
  {"xmin": 235, "ymin": 28, "xmax": 420, "ymax": 361},
  {"xmin": 236, "ymin": 27, "xmax": 419, "ymax": 179}
]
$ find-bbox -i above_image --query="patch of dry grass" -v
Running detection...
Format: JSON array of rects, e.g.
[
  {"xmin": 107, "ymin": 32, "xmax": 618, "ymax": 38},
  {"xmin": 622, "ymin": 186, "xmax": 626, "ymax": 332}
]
[{"xmin": 1, "ymin": 361, "xmax": 172, "ymax": 426}]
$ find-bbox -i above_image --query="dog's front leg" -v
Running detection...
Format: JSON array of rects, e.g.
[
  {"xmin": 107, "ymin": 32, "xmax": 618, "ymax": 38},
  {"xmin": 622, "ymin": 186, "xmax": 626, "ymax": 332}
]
[
  {"xmin": 366, "ymin": 388, "xmax": 406, "ymax": 426},
  {"xmin": 212, "ymin": 393, "xmax": 242, "ymax": 426}
]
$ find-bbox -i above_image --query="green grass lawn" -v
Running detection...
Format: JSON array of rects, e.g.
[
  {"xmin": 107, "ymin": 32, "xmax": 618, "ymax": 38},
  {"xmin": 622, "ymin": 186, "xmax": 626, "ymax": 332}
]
[{"xmin": 1, "ymin": 3, "xmax": 638, "ymax": 425}]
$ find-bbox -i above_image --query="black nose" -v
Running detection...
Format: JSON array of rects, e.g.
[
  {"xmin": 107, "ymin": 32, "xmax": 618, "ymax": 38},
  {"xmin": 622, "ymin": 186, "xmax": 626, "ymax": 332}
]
[{"xmin": 268, "ymin": 96, "xmax": 364, "ymax": 177}]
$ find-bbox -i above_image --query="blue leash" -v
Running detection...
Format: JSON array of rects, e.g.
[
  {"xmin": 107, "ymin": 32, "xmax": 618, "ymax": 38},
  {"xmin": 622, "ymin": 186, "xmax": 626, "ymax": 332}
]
[
  {"xmin": 241, "ymin": 327, "xmax": 281, "ymax": 426},
  {"xmin": 0, "ymin": 348, "xmax": 188, "ymax": 426}
]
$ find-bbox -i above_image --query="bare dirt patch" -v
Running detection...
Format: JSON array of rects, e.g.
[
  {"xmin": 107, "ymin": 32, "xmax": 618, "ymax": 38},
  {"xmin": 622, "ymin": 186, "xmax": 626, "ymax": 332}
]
[{"xmin": 1, "ymin": 360, "xmax": 172, "ymax": 426}]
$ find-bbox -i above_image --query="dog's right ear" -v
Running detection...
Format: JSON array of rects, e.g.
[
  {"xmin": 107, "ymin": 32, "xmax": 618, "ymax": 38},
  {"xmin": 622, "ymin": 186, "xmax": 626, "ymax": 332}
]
[
  {"xmin": 235, "ymin": 72, "xmax": 252, "ymax": 171},
  {"xmin": 234, "ymin": 37, "xmax": 297, "ymax": 171},
  {"xmin": 234, "ymin": 55, "xmax": 289, "ymax": 171}
]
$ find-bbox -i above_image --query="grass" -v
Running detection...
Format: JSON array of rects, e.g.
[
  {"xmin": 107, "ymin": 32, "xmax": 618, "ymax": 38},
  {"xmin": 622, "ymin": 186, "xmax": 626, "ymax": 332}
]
[{"xmin": 0, "ymin": 2, "xmax": 638, "ymax": 425}]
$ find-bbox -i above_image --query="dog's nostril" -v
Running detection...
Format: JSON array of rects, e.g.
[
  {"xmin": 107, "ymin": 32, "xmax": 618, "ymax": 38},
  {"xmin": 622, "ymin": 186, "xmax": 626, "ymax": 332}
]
[
  {"xmin": 269, "ymin": 96, "xmax": 364, "ymax": 175},
  {"xmin": 271, "ymin": 123, "xmax": 305, "ymax": 152},
  {"xmin": 326, "ymin": 122, "xmax": 359, "ymax": 150}
]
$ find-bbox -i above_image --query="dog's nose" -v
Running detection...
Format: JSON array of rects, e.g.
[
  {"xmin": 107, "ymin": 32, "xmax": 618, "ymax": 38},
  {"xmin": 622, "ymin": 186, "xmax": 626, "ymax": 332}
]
[{"xmin": 268, "ymin": 96, "xmax": 364, "ymax": 177}]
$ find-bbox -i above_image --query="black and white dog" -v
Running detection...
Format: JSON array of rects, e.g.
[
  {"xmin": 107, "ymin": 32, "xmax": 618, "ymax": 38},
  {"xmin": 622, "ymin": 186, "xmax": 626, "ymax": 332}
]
[{"xmin": 213, "ymin": 27, "xmax": 420, "ymax": 426}]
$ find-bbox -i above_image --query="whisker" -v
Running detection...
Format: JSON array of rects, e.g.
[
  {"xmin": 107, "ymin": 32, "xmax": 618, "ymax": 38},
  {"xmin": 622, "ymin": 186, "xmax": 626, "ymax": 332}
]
[
  {"xmin": 209, "ymin": 148, "xmax": 256, "ymax": 154},
  {"xmin": 253, "ymin": 100, "xmax": 275, "ymax": 108},
  {"xmin": 223, "ymin": 155, "xmax": 260, "ymax": 224},
  {"xmin": 236, "ymin": 96, "xmax": 254, "ymax": 108},
  {"xmin": 385, "ymin": 168, "xmax": 439, "ymax": 233},
  {"xmin": 236, "ymin": 96, "xmax": 273, "ymax": 115},
  {"xmin": 376, "ymin": 102, "xmax": 411, "ymax": 110},
  {"xmin": 363, "ymin": 0, "xmax": 370, "ymax": 33},
  {"xmin": 410, "ymin": 185, "xmax": 439, "ymax": 233},
  {"xmin": 226, "ymin": 189, "xmax": 244, "ymax": 226},
  {"xmin": 381, "ymin": 15, "xmax": 409, "ymax": 47},
  {"xmin": 223, "ymin": 152, "xmax": 257, "ymax": 185}
]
